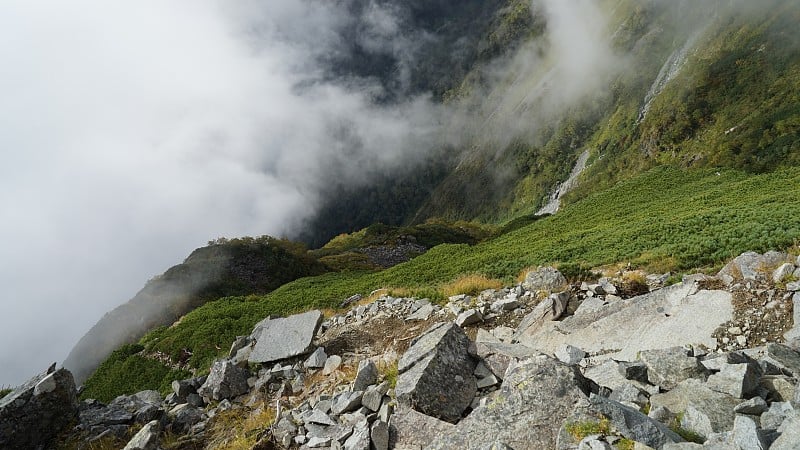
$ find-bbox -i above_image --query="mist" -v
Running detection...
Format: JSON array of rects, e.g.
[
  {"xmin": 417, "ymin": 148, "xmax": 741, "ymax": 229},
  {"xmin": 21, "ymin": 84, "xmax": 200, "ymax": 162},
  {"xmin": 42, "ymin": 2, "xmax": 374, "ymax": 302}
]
[{"xmin": 0, "ymin": 0, "xmax": 444, "ymax": 386}]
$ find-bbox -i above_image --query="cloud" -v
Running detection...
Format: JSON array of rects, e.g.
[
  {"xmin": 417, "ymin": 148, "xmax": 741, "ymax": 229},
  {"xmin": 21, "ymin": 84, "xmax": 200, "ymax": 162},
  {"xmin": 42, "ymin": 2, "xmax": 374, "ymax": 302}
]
[{"xmin": 0, "ymin": 0, "xmax": 443, "ymax": 385}]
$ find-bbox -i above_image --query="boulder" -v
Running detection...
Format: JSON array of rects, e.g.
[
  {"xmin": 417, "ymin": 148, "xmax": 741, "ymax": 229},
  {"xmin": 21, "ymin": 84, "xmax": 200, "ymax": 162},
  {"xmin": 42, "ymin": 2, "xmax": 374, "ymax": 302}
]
[
  {"xmin": 765, "ymin": 343, "xmax": 800, "ymax": 376},
  {"xmin": 362, "ymin": 381, "xmax": 389, "ymax": 412},
  {"xmin": 521, "ymin": 266, "xmax": 567, "ymax": 293},
  {"xmin": 455, "ymin": 309, "xmax": 483, "ymax": 327},
  {"xmin": 248, "ymin": 310, "xmax": 323, "ymax": 363},
  {"xmin": 555, "ymin": 344, "xmax": 586, "ymax": 365},
  {"xmin": 639, "ymin": 347, "xmax": 708, "ymax": 390},
  {"xmin": 198, "ymin": 359, "xmax": 249, "ymax": 401},
  {"xmin": 649, "ymin": 379, "xmax": 739, "ymax": 437},
  {"xmin": 406, "ymin": 303, "xmax": 434, "ymax": 321},
  {"xmin": 343, "ymin": 418, "xmax": 370, "ymax": 450},
  {"xmin": 123, "ymin": 420, "xmax": 160, "ymax": 450},
  {"xmin": 395, "ymin": 322, "xmax": 477, "ymax": 422},
  {"xmin": 733, "ymin": 415, "xmax": 768, "ymax": 450},
  {"xmin": 733, "ymin": 397, "xmax": 768, "ymax": 415},
  {"xmin": 324, "ymin": 355, "xmax": 343, "ymax": 375},
  {"xmin": 352, "ymin": 360, "xmax": 378, "ymax": 392},
  {"xmin": 331, "ymin": 391, "xmax": 364, "ymax": 415},
  {"xmin": 305, "ymin": 347, "xmax": 328, "ymax": 369},
  {"xmin": 0, "ymin": 367, "xmax": 79, "ymax": 449},
  {"xmin": 426, "ymin": 355, "xmax": 594, "ymax": 449},
  {"xmin": 491, "ymin": 297, "xmax": 520, "ymax": 312},
  {"xmin": 371, "ymin": 420, "xmax": 389, "ymax": 450},
  {"xmin": 770, "ymin": 414, "xmax": 800, "ymax": 450},
  {"xmin": 389, "ymin": 406, "xmax": 454, "ymax": 450},
  {"xmin": 512, "ymin": 291, "xmax": 570, "ymax": 340},
  {"xmin": 590, "ymin": 395, "xmax": 684, "ymax": 448},
  {"xmin": 169, "ymin": 404, "xmax": 204, "ymax": 434},
  {"xmin": 705, "ymin": 362, "xmax": 761, "ymax": 398},
  {"xmin": 773, "ymin": 263, "xmax": 796, "ymax": 283},
  {"xmin": 718, "ymin": 251, "xmax": 789, "ymax": 282}
]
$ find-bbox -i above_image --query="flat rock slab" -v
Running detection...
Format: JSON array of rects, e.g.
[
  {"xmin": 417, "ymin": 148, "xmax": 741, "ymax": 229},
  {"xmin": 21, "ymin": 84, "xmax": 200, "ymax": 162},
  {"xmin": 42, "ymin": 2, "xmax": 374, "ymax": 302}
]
[
  {"xmin": 426, "ymin": 355, "xmax": 593, "ymax": 450},
  {"xmin": 248, "ymin": 310, "xmax": 323, "ymax": 363},
  {"xmin": 517, "ymin": 281, "xmax": 732, "ymax": 361},
  {"xmin": 389, "ymin": 407, "xmax": 454, "ymax": 450}
]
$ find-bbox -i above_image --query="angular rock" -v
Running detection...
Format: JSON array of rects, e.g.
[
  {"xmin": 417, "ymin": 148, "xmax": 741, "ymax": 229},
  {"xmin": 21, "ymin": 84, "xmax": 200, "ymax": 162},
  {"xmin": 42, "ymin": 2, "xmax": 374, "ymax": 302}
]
[
  {"xmin": 761, "ymin": 402, "xmax": 794, "ymax": 430},
  {"xmin": 555, "ymin": 344, "xmax": 586, "ymax": 365},
  {"xmin": 649, "ymin": 378, "xmax": 739, "ymax": 437},
  {"xmin": 308, "ymin": 436, "xmax": 332, "ymax": 448},
  {"xmin": 123, "ymin": 420, "xmax": 160, "ymax": 450},
  {"xmin": 169, "ymin": 404, "xmax": 204, "ymax": 434},
  {"xmin": 491, "ymin": 297, "xmax": 520, "ymax": 312},
  {"xmin": 0, "ymin": 367, "xmax": 79, "ymax": 450},
  {"xmin": 248, "ymin": 310, "xmax": 323, "ymax": 363},
  {"xmin": 427, "ymin": 355, "xmax": 594, "ymax": 449},
  {"xmin": 305, "ymin": 347, "xmax": 328, "ymax": 369},
  {"xmin": 734, "ymin": 397, "xmax": 768, "ymax": 415},
  {"xmin": 618, "ymin": 361, "xmax": 649, "ymax": 384},
  {"xmin": 521, "ymin": 266, "xmax": 567, "ymax": 293},
  {"xmin": 324, "ymin": 355, "xmax": 343, "ymax": 375},
  {"xmin": 396, "ymin": 322, "xmax": 477, "ymax": 422},
  {"xmin": 512, "ymin": 291, "xmax": 570, "ymax": 340},
  {"xmin": 456, "ymin": 309, "xmax": 483, "ymax": 327},
  {"xmin": 331, "ymin": 391, "xmax": 364, "ymax": 415},
  {"xmin": 591, "ymin": 395, "xmax": 684, "ymax": 448},
  {"xmin": 765, "ymin": 343, "xmax": 800, "ymax": 376},
  {"xmin": 760, "ymin": 375, "xmax": 797, "ymax": 402},
  {"xmin": 773, "ymin": 263, "xmax": 796, "ymax": 283},
  {"xmin": 662, "ymin": 444, "xmax": 703, "ymax": 450},
  {"xmin": 389, "ymin": 406, "xmax": 454, "ymax": 449},
  {"xmin": 639, "ymin": 347, "xmax": 708, "ymax": 390},
  {"xmin": 304, "ymin": 408, "xmax": 336, "ymax": 426},
  {"xmin": 770, "ymin": 413, "xmax": 800, "ymax": 450},
  {"xmin": 371, "ymin": 420, "xmax": 389, "ymax": 450},
  {"xmin": 343, "ymin": 419, "xmax": 370, "ymax": 450},
  {"xmin": 353, "ymin": 360, "xmax": 378, "ymax": 392},
  {"xmin": 706, "ymin": 362, "xmax": 761, "ymax": 398},
  {"xmin": 197, "ymin": 359, "xmax": 249, "ymax": 401},
  {"xmin": 578, "ymin": 436, "xmax": 613, "ymax": 450},
  {"xmin": 406, "ymin": 303, "xmax": 434, "ymax": 321},
  {"xmin": 733, "ymin": 415, "xmax": 767, "ymax": 450},
  {"xmin": 362, "ymin": 382, "xmax": 389, "ymax": 412},
  {"xmin": 719, "ymin": 251, "xmax": 788, "ymax": 282}
]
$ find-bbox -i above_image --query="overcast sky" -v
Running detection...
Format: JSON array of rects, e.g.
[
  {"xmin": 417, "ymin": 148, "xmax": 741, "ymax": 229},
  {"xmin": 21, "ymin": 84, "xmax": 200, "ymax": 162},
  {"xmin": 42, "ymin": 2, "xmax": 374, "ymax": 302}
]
[{"xmin": 0, "ymin": 0, "xmax": 448, "ymax": 386}]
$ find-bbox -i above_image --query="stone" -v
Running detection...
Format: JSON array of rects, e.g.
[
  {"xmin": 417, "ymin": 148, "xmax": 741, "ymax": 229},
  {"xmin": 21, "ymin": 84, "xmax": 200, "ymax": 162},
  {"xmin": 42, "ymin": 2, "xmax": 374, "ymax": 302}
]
[
  {"xmin": 170, "ymin": 404, "xmax": 204, "ymax": 434},
  {"xmin": 760, "ymin": 375, "xmax": 797, "ymax": 402},
  {"xmin": 770, "ymin": 414, "xmax": 800, "ymax": 449},
  {"xmin": 639, "ymin": 347, "xmax": 708, "ymax": 390},
  {"xmin": 618, "ymin": 361, "xmax": 649, "ymax": 383},
  {"xmin": 773, "ymin": 263, "xmax": 796, "ymax": 283},
  {"xmin": 476, "ymin": 374, "xmax": 500, "ymax": 389},
  {"xmin": 0, "ymin": 367, "xmax": 79, "ymax": 450},
  {"xmin": 331, "ymin": 391, "xmax": 364, "ymax": 415},
  {"xmin": 718, "ymin": 251, "xmax": 789, "ymax": 282},
  {"xmin": 662, "ymin": 444, "xmax": 703, "ymax": 450},
  {"xmin": 491, "ymin": 297, "xmax": 520, "ymax": 312},
  {"xmin": 362, "ymin": 382, "xmax": 389, "ymax": 412},
  {"xmin": 303, "ymin": 409, "xmax": 336, "ymax": 426},
  {"xmin": 590, "ymin": 395, "xmax": 684, "ymax": 448},
  {"xmin": 733, "ymin": 397, "xmax": 768, "ymax": 415},
  {"xmin": 578, "ymin": 436, "xmax": 613, "ymax": 450},
  {"xmin": 761, "ymin": 402, "xmax": 794, "ymax": 430},
  {"xmin": 705, "ymin": 362, "xmax": 761, "ymax": 398},
  {"xmin": 343, "ymin": 419, "xmax": 370, "ymax": 450},
  {"xmin": 308, "ymin": 436, "xmax": 332, "ymax": 448},
  {"xmin": 134, "ymin": 404, "xmax": 164, "ymax": 424},
  {"xmin": 197, "ymin": 359, "xmax": 249, "ymax": 401},
  {"xmin": 305, "ymin": 347, "xmax": 328, "ymax": 369},
  {"xmin": 353, "ymin": 360, "xmax": 378, "ymax": 392},
  {"xmin": 395, "ymin": 322, "xmax": 477, "ymax": 422},
  {"xmin": 456, "ymin": 309, "xmax": 484, "ymax": 327},
  {"xmin": 248, "ymin": 310, "xmax": 323, "ymax": 363},
  {"xmin": 733, "ymin": 415, "xmax": 767, "ymax": 450},
  {"xmin": 371, "ymin": 420, "xmax": 389, "ymax": 450},
  {"xmin": 516, "ymin": 281, "xmax": 732, "ymax": 362},
  {"xmin": 555, "ymin": 344, "xmax": 586, "ymax": 365},
  {"xmin": 649, "ymin": 379, "xmax": 739, "ymax": 437},
  {"xmin": 123, "ymin": 420, "xmax": 160, "ymax": 450},
  {"xmin": 609, "ymin": 383, "xmax": 649, "ymax": 408},
  {"xmin": 426, "ymin": 355, "xmax": 594, "ymax": 449},
  {"xmin": 765, "ymin": 343, "xmax": 800, "ymax": 376},
  {"xmin": 389, "ymin": 406, "xmax": 454, "ymax": 449},
  {"xmin": 521, "ymin": 266, "xmax": 567, "ymax": 293},
  {"xmin": 324, "ymin": 355, "xmax": 343, "ymax": 375},
  {"xmin": 406, "ymin": 303, "xmax": 434, "ymax": 321},
  {"xmin": 512, "ymin": 291, "xmax": 571, "ymax": 340}
]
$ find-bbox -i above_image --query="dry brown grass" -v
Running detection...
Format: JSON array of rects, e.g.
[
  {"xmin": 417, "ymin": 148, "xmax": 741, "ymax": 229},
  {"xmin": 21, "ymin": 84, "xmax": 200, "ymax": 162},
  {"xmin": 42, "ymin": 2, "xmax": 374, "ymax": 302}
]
[
  {"xmin": 440, "ymin": 274, "xmax": 503, "ymax": 298},
  {"xmin": 204, "ymin": 406, "xmax": 276, "ymax": 450}
]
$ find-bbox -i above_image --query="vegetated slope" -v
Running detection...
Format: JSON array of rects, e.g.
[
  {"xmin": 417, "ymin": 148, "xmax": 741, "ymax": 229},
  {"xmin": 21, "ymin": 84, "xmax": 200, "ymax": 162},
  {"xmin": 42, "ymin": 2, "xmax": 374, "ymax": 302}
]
[
  {"xmin": 64, "ymin": 237, "xmax": 326, "ymax": 384},
  {"xmin": 82, "ymin": 165, "xmax": 800, "ymax": 400}
]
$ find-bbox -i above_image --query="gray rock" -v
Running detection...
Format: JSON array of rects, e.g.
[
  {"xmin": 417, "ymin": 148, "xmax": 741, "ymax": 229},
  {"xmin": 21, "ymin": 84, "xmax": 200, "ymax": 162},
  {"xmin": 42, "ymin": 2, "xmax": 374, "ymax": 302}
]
[
  {"xmin": 618, "ymin": 361, "xmax": 649, "ymax": 383},
  {"xmin": 766, "ymin": 343, "xmax": 800, "ymax": 376},
  {"xmin": 0, "ymin": 366, "xmax": 79, "ymax": 449},
  {"xmin": 733, "ymin": 415, "xmax": 767, "ymax": 450},
  {"xmin": 478, "ymin": 442, "xmax": 515, "ymax": 450},
  {"xmin": 770, "ymin": 413, "xmax": 800, "ymax": 450},
  {"xmin": 304, "ymin": 408, "xmax": 336, "ymax": 426},
  {"xmin": 197, "ymin": 359, "xmax": 249, "ymax": 401},
  {"xmin": 639, "ymin": 347, "xmax": 708, "ymax": 390},
  {"xmin": 521, "ymin": 266, "xmax": 567, "ymax": 293},
  {"xmin": 389, "ymin": 406, "xmax": 454, "ymax": 449},
  {"xmin": 324, "ymin": 355, "xmax": 343, "ymax": 375},
  {"xmin": 123, "ymin": 420, "xmax": 160, "ymax": 450},
  {"xmin": 134, "ymin": 404, "xmax": 164, "ymax": 424},
  {"xmin": 648, "ymin": 406, "xmax": 676, "ymax": 424},
  {"xmin": 608, "ymin": 383, "xmax": 648, "ymax": 408},
  {"xmin": 760, "ymin": 375, "xmax": 797, "ymax": 402},
  {"xmin": 761, "ymin": 402, "xmax": 794, "ymax": 430},
  {"xmin": 353, "ymin": 360, "xmax": 378, "ymax": 392},
  {"xmin": 456, "ymin": 309, "xmax": 484, "ymax": 327},
  {"xmin": 306, "ymin": 347, "xmax": 328, "ymax": 369},
  {"xmin": 649, "ymin": 379, "xmax": 739, "ymax": 437},
  {"xmin": 733, "ymin": 397, "xmax": 768, "ymax": 415},
  {"xmin": 578, "ymin": 435, "xmax": 613, "ymax": 450},
  {"xmin": 491, "ymin": 297, "xmax": 520, "ymax": 312},
  {"xmin": 719, "ymin": 251, "xmax": 788, "ymax": 282},
  {"xmin": 169, "ymin": 404, "xmax": 204, "ymax": 434},
  {"xmin": 706, "ymin": 362, "xmax": 761, "ymax": 398},
  {"xmin": 406, "ymin": 303, "xmax": 434, "ymax": 321},
  {"xmin": 331, "ymin": 391, "xmax": 364, "ymax": 415},
  {"xmin": 662, "ymin": 444, "xmax": 703, "ymax": 450},
  {"xmin": 308, "ymin": 436, "xmax": 333, "ymax": 448},
  {"xmin": 590, "ymin": 395, "xmax": 683, "ymax": 448},
  {"xmin": 343, "ymin": 419, "xmax": 370, "ymax": 450},
  {"xmin": 396, "ymin": 322, "xmax": 477, "ymax": 422},
  {"xmin": 80, "ymin": 404, "xmax": 134, "ymax": 427},
  {"xmin": 773, "ymin": 263, "xmax": 796, "ymax": 283},
  {"xmin": 426, "ymin": 355, "xmax": 594, "ymax": 449},
  {"xmin": 248, "ymin": 310, "xmax": 323, "ymax": 363},
  {"xmin": 555, "ymin": 344, "xmax": 586, "ymax": 365},
  {"xmin": 371, "ymin": 420, "xmax": 389, "ymax": 450},
  {"xmin": 362, "ymin": 382, "xmax": 389, "ymax": 412},
  {"xmin": 512, "ymin": 291, "xmax": 570, "ymax": 340}
]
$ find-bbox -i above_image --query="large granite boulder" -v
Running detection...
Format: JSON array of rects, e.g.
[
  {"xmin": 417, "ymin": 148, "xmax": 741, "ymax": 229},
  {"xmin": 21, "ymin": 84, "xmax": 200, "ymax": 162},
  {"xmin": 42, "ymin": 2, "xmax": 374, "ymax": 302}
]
[
  {"xmin": 389, "ymin": 406, "xmax": 454, "ymax": 450},
  {"xmin": 248, "ymin": 310, "xmax": 323, "ymax": 364},
  {"xmin": 0, "ymin": 366, "xmax": 79, "ymax": 449},
  {"xmin": 395, "ymin": 322, "xmax": 477, "ymax": 422},
  {"xmin": 427, "ymin": 355, "xmax": 593, "ymax": 449},
  {"xmin": 521, "ymin": 266, "xmax": 568, "ymax": 293}
]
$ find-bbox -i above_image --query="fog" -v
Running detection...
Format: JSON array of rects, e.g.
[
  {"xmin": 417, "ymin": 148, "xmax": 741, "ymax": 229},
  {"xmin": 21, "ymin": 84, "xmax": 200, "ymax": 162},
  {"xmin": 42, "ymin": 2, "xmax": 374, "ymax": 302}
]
[{"xmin": 0, "ymin": 0, "xmax": 443, "ymax": 386}]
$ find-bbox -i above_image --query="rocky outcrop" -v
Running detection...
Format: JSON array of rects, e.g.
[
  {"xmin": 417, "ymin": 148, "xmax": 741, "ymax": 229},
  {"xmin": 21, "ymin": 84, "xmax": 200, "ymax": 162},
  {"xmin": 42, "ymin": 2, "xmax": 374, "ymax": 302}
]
[
  {"xmin": 395, "ymin": 322, "xmax": 477, "ymax": 422},
  {"xmin": 0, "ymin": 366, "xmax": 79, "ymax": 449}
]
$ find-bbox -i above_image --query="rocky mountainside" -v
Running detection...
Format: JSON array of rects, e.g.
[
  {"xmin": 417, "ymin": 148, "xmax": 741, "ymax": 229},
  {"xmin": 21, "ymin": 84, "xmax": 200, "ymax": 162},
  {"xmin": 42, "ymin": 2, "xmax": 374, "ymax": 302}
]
[{"xmin": 5, "ymin": 249, "xmax": 800, "ymax": 449}]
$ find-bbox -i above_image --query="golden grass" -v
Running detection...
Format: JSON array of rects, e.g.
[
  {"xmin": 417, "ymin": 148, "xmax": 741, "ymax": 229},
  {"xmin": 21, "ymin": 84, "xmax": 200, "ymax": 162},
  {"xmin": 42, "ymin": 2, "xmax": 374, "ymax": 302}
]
[
  {"xmin": 439, "ymin": 274, "xmax": 503, "ymax": 298},
  {"xmin": 204, "ymin": 406, "xmax": 276, "ymax": 450}
]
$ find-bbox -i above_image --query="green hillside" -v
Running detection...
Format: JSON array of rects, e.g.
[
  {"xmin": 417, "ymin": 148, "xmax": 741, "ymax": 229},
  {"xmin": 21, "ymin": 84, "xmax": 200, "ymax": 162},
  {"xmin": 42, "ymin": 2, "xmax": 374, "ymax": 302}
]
[{"xmin": 82, "ymin": 165, "xmax": 800, "ymax": 400}]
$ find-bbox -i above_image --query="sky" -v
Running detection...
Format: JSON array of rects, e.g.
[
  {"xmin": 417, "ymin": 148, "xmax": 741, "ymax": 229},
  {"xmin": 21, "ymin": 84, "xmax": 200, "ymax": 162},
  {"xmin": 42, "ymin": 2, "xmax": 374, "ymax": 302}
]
[{"xmin": 0, "ymin": 0, "xmax": 446, "ymax": 386}]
